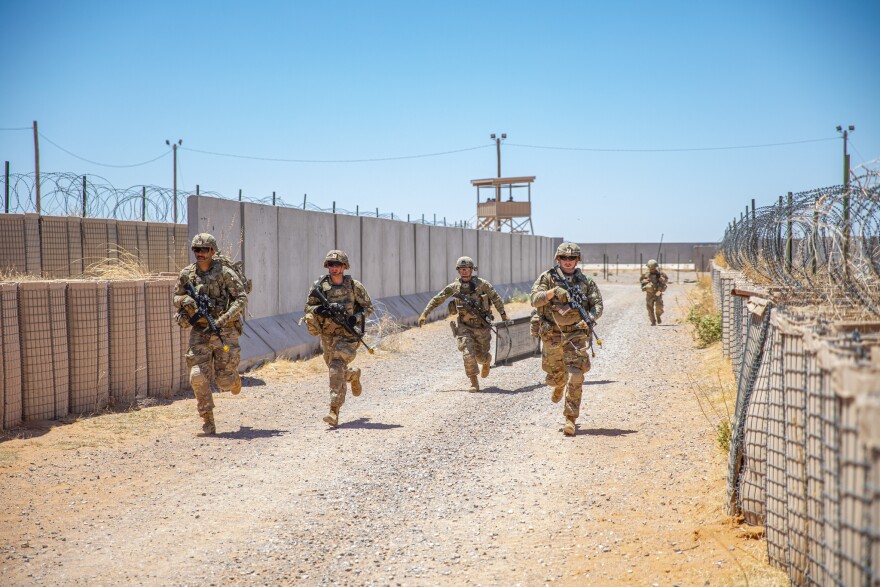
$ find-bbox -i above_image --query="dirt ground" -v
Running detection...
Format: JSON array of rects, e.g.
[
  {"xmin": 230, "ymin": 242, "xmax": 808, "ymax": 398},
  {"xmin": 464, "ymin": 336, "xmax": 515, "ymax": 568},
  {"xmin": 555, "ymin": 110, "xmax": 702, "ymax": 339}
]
[{"xmin": 0, "ymin": 273, "xmax": 790, "ymax": 586}]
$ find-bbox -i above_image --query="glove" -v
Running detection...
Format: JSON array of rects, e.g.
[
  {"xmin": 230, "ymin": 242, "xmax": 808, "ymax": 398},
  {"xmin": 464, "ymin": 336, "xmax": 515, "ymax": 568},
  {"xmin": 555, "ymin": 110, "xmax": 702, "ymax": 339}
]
[
  {"xmin": 655, "ymin": 291, "xmax": 663, "ymax": 298},
  {"xmin": 553, "ymin": 287, "xmax": 569, "ymax": 302},
  {"xmin": 418, "ymin": 313, "xmax": 427, "ymax": 327},
  {"xmin": 315, "ymin": 306, "xmax": 334, "ymax": 317},
  {"xmin": 329, "ymin": 303, "xmax": 345, "ymax": 313},
  {"xmin": 500, "ymin": 313, "xmax": 509, "ymax": 322},
  {"xmin": 181, "ymin": 295, "xmax": 197, "ymax": 310},
  {"xmin": 215, "ymin": 314, "xmax": 228, "ymax": 328}
]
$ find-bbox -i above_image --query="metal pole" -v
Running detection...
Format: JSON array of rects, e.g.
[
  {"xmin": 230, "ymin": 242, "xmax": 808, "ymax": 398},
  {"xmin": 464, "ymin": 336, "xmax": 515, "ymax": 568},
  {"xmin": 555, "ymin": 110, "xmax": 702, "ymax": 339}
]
[
  {"xmin": 4, "ymin": 161, "xmax": 9, "ymax": 213},
  {"xmin": 376, "ymin": 207, "xmax": 379, "ymax": 218},
  {"xmin": 332, "ymin": 201, "xmax": 336, "ymax": 214},
  {"xmin": 172, "ymin": 143, "xmax": 178, "ymax": 224},
  {"xmin": 142, "ymin": 186, "xmax": 146, "ymax": 221},
  {"xmin": 272, "ymin": 191, "xmax": 276, "ymax": 206},
  {"xmin": 33, "ymin": 121, "xmax": 40, "ymax": 214},
  {"xmin": 303, "ymin": 194, "xmax": 307, "ymax": 209},
  {"xmin": 843, "ymin": 129, "xmax": 851, "ymax": 266},
  {"xmin": 82, "ymin": 175, "xmax": 87, "ymax": 218},
  {"xmin": 786, "ymin": 192, "xmax": 793, "ymax": 272},
  {"xmin": 356, "ymin": 205, "xmax": 359, "ymax": 216},
  {"xmin": 196, "ymin": 184, "xmax": 200, "ymax": 195}
]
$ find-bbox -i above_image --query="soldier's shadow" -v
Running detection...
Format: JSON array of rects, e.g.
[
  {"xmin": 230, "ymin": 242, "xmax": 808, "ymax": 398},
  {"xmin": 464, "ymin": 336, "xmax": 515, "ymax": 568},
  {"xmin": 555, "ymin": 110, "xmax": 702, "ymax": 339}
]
[
  {"xmin": 577, "ymin": 428, "xmax": 638, "ymax": 437},
  {"xmin": 331, "ymin": 417, "xmax": 403, "ymax": 431},
  {"xmin": 584, "ymin": 380, "xmax": 617, "ymax": 385},
  {"xmin": 481, "ymin": 382, "xmax": 546, "ymax": 395},
  {"xmin": 215, "ymin": 426, "xmax": 286, "ymax": 440}
]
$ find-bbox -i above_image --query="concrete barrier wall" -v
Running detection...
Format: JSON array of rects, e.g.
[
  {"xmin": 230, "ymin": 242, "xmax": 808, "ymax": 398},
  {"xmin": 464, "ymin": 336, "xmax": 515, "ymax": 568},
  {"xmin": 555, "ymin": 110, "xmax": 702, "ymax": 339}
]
[
  {"xmin": 241, "ymin": 203, "xmax": 279, "ymax": 319},
  {"xmin": 414, "ymin": 224, "xmax": 430, "ymax": 293},
  {"xmin": 335, "ymin": 214, "xmax": 362, "ymax": 280},
  {"xmin": 578, "ymin": 242, "xmax": 720, "ymax": 265},
  {"xmin": 278, "ymin": 207, "xmax": 334, "ymax": 313},
  {"xmin": 399, "ymin": 222, "xmax": 417, "ymax": 296},
  {"xmin": 428, "ymin": 226, "xmax": 448, "ymax": 292}
]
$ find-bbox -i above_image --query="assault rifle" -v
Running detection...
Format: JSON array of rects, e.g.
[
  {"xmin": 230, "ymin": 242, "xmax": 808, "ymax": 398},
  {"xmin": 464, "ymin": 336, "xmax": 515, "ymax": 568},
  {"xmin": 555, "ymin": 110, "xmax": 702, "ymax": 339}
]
[
  {"xmin": 452, "ymin": 291, "xmax": 494, "ymax": 328},
  {"xmin": 549, "ymin": 265, "xmax": 603, "ymax": 352},
  {"xmin": 184, "ymin": 281, "xmax": 229, "ymax": 352},
  {"xmin": 310, "ymin": 283, "xmax": 374, "ymax": 354}
]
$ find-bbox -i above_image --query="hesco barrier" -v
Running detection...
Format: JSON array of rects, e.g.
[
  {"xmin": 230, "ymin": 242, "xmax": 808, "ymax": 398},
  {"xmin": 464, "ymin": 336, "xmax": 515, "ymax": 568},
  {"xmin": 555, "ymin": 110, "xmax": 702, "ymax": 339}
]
[
  {"xmin": 0, "ymin": 278, "xmax": 190, "ymax": 431},
  {"xmin": 0, "ymin": 213, "xmax": 189, "ymax": 277},
  {"xmin": 712, "ymin": 263, "xmax": 880, "ymax": 586}
]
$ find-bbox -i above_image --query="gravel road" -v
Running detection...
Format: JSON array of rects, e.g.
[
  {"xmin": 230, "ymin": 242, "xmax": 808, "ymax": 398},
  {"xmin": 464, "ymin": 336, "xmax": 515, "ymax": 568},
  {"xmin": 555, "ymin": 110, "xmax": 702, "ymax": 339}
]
[{"xmin": 0, "ymin": 275, "xmax": 786, "ymax": 586}]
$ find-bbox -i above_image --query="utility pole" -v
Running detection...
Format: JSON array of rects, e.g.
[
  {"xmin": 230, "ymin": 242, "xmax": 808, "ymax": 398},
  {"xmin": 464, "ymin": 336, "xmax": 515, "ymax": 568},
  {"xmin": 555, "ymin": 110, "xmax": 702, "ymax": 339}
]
[
  {"xmin": 33, "ymin": 121, "xmax": 41, "ymax": 214},
  {"xmin": 837, "ymin": 125, "xmax": 854, "ymax": 265},
  {"xmin": 166, "ymin": 139, "xmax": 182, "ymax": 224},
  {"xmin": 489, "ymin": 132, "xmax": 506, "ymax": 230}
]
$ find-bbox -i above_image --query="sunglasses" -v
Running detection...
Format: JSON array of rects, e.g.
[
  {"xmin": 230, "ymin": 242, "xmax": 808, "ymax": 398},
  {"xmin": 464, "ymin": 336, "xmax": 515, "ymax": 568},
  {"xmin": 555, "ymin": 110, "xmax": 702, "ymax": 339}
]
[
  {"xmin": 192, "ymin": 247, "xmax": 211, "ymax": 254},
  {"xmin": 558, "ymin": 255, "xmax": 579, "ymax": 261},
  {"xmin": 326, "ymin": 261, "xmax": 344, "ymax": 267}
]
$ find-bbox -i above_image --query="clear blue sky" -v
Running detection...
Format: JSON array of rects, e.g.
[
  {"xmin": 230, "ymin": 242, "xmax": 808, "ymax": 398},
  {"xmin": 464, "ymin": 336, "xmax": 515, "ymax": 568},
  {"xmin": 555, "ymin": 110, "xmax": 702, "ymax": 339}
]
[{"xmin": 2, "ymin": 0, "xmax": 878, "ymax": 242}]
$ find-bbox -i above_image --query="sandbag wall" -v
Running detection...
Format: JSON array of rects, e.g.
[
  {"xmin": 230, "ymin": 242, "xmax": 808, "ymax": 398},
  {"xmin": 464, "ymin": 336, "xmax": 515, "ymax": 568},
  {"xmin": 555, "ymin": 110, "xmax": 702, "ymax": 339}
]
[
  {"xmin": 0, "ymin": 278, "xmax": 190, "ymax": 432},
  {"xmin": 0, "ymin": 213, "xmax": 189, "ymax": 277},
  {"xmin": 712, "ymin": 263, "xmax": 880, "ymax": 586}
]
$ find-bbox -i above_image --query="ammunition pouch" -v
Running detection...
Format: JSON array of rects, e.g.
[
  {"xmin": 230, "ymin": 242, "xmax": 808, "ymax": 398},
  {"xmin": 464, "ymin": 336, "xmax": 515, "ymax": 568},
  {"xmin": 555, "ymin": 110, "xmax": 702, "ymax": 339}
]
[
  {"xmin": 175, "ymin": 308, "xmax": 193, "ymax": 329},
  {"xmin": 447, "ymin": 300, "xmax": 458, "ymax": 316},
  {"xmin": 449, "ymin": 320, "xmax": 458, "ymax": 337}
]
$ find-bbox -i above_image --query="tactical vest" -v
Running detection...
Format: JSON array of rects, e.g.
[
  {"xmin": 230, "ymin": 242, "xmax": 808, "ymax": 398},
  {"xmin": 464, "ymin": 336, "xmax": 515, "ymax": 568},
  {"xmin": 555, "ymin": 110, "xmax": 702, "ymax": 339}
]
[
  {"xmin": 186, "ymin": 261, "xmax": 232, "ymax": 319},
  {"xmin": 536, "ymin": 269, "xmax": 592, "ymax": 328},
  {"xmin": 453, "ymin": 277, "xmax": 491, "ymax": 327},
  {"xmin": 316, "ymin": 275, "xmax": 362, "ymax": 334}
]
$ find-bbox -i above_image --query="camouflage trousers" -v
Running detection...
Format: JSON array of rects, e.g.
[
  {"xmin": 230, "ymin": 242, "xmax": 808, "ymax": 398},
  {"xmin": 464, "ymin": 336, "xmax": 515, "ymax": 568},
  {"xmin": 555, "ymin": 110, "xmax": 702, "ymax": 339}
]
[
  {"xmin": 455, "ymin": 322, "xmax": 492, "ymax": 377},
  {"xmin": 321, "ymin": 333, "xmax": 360, "ymax": 409},
  {"xmin": 646, "ymin": 292, "xmax": 664, "ymax": 324},
  {"xmin": 186, "ymin": 326, "xmax": 242, "ymax": 416},
  {"xmin": 541, "ymin": 329, "xmax": 592, "ymax": 419}
]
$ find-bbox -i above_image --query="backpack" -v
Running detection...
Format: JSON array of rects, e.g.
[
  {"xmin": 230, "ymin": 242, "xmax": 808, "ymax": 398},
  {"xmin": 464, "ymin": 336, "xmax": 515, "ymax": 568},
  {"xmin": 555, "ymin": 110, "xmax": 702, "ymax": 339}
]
[{"xmin": 215, "ymin": 254, "xmax": 253, "ymax": 294}]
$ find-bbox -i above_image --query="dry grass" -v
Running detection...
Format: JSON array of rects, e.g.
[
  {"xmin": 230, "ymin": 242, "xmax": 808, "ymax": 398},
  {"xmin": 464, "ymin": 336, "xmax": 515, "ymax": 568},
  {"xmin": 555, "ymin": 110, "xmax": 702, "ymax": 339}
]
[
  {"xmin": 0, "ymin": 269, "xmax": 43, "ymax": 281},
  {"xmin": 83, "ymin": 247, "xmax": 152, "ymax": 279},
  {"xmin": 254, "ymin": 355, "xmax": 327, "ymax": 382},
  {"xmin": 714, "ymin": 251, "xmax": 729, "ymax": 269}
]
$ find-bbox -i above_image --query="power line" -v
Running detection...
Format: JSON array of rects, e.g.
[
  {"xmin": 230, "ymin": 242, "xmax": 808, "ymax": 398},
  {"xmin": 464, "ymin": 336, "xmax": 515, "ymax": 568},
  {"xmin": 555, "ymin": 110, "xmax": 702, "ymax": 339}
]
[
  {"xmin": 0, "ymin": 126, "xmax": 32, "ymax": 131},
  {"xmin": 180, "ymin": 144, "xmax": 492, "ymax": 163},
  {"xmin": 38, "ymin": 133, "xmax": 171, "ymax": 168},
  {"xmin": 506, "ymin": 137, "xmax": 839, "ymax": 153}
]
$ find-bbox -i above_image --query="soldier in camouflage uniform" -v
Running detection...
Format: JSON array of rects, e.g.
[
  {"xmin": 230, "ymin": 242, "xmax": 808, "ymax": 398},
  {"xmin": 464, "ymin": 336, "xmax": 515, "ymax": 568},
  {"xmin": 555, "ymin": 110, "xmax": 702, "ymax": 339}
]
[
  {"xmin": 173, "ymin": 233, "xmax": 248, "ymax": 435},
  {"xmin": 639, "ymin": 259, "xmax": 668, "ymax": 325},
  {"xmin": 303, "ymin": 250, "xmax": 374, "ymax": 428},
  {"xmin": 418, "ymin": 256, "xmax": 508, "ymax": 392},
  {"xmin": 531, "ymin": 242, "xmax": 603, "ymax": 436}
]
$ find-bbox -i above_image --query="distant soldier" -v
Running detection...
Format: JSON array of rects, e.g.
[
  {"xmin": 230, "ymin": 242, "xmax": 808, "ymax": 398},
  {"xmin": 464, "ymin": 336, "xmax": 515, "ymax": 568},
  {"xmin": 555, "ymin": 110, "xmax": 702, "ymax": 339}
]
[
  {"xmin": 303, "ymin": 250, "xmax": 374, "ymax": 428},
  {"xmin": 640, "ymin": 259, "xmax": 668, "ymax": 325},
  {"xmin": 418, "ymin": 256, "xmax": 508, "ymax": 392},
  {"xmin": 531, "ymin": 242, "xmax": 603, "ymax": 436},
  {"xmin": 173, "ymin": 233, "xmax": 248, "ymax": 436}
]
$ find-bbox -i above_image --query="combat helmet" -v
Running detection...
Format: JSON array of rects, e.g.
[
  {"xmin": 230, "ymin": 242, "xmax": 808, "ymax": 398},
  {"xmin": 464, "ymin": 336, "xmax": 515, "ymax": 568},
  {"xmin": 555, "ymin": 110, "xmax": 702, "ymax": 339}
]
[
  {"xmin": 647, "ymin": 259, "xmax": 659, "ymax": 270},
  {"xmin": 455, "ymin": 256, "xmax": 477, "ymax": 270},
  {"xmin": 191, "ymin": 233, "xmax": 218, "ymax": 251},
  {"xmin": 324, "ymin": 250, "xmax": 350, "ymax": 269},
  {"xmin": 555, "ymin": 242, "xmax": 581, "ymax": 259}
]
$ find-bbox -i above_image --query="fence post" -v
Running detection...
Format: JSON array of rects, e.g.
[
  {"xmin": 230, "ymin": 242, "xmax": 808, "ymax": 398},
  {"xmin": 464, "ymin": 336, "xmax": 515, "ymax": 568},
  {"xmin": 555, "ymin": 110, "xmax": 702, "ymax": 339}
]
[
  {"xmin": 376, "ymin": 207, "xmax": 379, "ymax": 218},
  {"xmin": 142, "ymin": 186, "xmax": 146, "ymax": 221},
  {"xmin": 786, "ymin": 192, "xmax": 793, "ymax": 273},
  {"xmin": 302, "ymin": 194, "xmax": 307, "ymax": 209},
  {"xmin": 4, "ymin": 161, "xmax": 9, "ymax": 213},
  {"xmin": 332, "ymin": 201, "xmax": 336, "ymax": 214},
  {"xmin": 238, "ymin": 189, "xmax": 242, "ymax": 202},
  {"xmin": 272, "ymin": 191, "xmax": 276, "ymax": 206},
  {"xmin": 82, "ymin": 175, "xmax": 87, "ymax": 217},
  {"xmin": 196, "ymin": 184, "xmax": 200, "ymax": 195},
  {"xmin": 356, "ymin": 205, "xmax": 359, "ymax": 216}
]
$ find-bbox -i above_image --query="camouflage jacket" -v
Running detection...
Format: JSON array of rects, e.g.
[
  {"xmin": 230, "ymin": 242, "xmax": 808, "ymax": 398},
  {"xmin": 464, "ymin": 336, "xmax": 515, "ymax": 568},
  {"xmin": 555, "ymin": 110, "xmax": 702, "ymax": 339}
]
[
  {"xmin": 530, "ymin": 267, "xmax": 603, "ymax": 329},
  {"xmin": 424, "ymin": 277, "xmax": 506, "ymax": 329},
  {"xmin": 173, "ymin": 259, "xmax": 248, "ymax": 324},
  {"xmin": 640, "ymin": 270, "xmax": 668, "ymax": 293},
  {"xmin": 304, "ymin": 275, "xmax": 373, "ymax": 337}
]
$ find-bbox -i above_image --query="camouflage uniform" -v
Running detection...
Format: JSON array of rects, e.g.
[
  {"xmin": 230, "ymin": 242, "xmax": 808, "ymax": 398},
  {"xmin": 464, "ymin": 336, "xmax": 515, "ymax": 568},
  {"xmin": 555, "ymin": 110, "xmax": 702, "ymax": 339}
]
[
  {"xmin": 531, "ymin": 243, "xmax": 603, "ymax": 433},
  {"xmin": 421, "ymin": 259, "xmax": 507, "ymax": 390},
  {"xmin": 173, "ymin": 234, "xmax": 248, "ymax": 433},
  {"xmin": 639, "ymin": 259, "xmax": 668, "ymax": 325},
  {"xmin": 303, "ymin": 250, "xmax": 373, "ymax": 425}
]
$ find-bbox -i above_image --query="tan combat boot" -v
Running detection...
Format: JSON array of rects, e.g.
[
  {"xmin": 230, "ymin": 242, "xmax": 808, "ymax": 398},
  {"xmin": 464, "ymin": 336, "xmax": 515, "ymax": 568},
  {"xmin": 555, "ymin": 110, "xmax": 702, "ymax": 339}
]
[
  {"xmin": 563, "ymin": 417, "xmax": 576, "ymax": 437},
  {"xmin": 551, "ymin": 384, "xmax": 565, "ymax": 404},
  {"xmin": 323, "ymin": 407, "xmax": 339, "ymax": 427},
  {"xmin": 468, "ymin": 375, "xmax": 480, "ymax": 393},
  {"xmin": 656, "ymin": 316, "xmax": 662, "ymax": 324},
  {"xmin": 350, "ymin": 368, "xmax": 362, "ymax": 397},
  {"xmin": 480, "ymin": 362, "xmax": 491, "ymax": 378},
  {"xmin": 230, "ymin": 374, "xmax": 242, "ymax": 396},
  {"xmin": 201, "ymin": 412, "xmax": 216, "ymax": 435}
]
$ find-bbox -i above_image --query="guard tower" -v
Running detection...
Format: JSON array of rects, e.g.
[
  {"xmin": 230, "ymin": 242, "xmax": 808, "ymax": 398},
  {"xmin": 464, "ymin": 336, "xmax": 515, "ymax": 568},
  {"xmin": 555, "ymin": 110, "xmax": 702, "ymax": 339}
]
[{"xmin": 472, "ymin": 175, "xmax": 535, "ymax": 234}]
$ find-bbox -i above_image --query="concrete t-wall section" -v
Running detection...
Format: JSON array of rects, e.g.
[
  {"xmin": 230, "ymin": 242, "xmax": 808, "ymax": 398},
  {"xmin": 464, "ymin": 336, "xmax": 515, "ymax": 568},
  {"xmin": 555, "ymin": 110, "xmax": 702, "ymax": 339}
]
[
  {"xmin": 445, "ymin": 227, "xmax": 464, "ymax": 279},
  {"xmin": 278, "ymin": 207, "xmax": 334, "ymax": 313},
  {"xmin": 414, "ymin": 224, "xmax": 430, "ymax": 293},
  {"xmin": 428, "ymin": 226, "xmax": 448, "ymax": 292},
  {"xmin": 398, "ymin": 222, "xmax": 417, "ymax": 296},
  {"xmin": 462, "ymin": 228, "xmax": 478, "ymax": 268},
  {"xmin": 188, "ymin": 196, "xmax": 243, "ymax": 262},
  {"xmin": 241, "ymin": 203, "xmax": 279, "ymax": 319},
  {"xmin": 335, "ymin": 214, "xmax": 362, "ymax": 280},
  {"xmin": 577, "ymin": 242, "xmax": 720, "ymax": 265},
  {"xmin": 361, "ymin": 216, "xmax": 401, "ymax": 300}
]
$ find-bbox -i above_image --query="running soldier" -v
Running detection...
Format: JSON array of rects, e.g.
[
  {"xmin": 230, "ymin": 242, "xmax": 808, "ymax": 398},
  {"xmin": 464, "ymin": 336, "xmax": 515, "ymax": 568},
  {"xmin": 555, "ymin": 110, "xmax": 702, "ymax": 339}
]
[
  {"xmin": 531, "ymin": 242, "xmax": 603, "ymax": 436},
  {"xmin": 640, "ymin": 259, "xmax": 668, "ymax": 325},
  {"xmin": 418, "ymin": 256, "xmax": 508, "ymax": 392},
  {"xmin": 303, "ymin": 250, "xmax": 373, "ymax": 428},
  {"xmin": 173, "ymin": 233, "xmax": 248, "ymax": 436}
]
